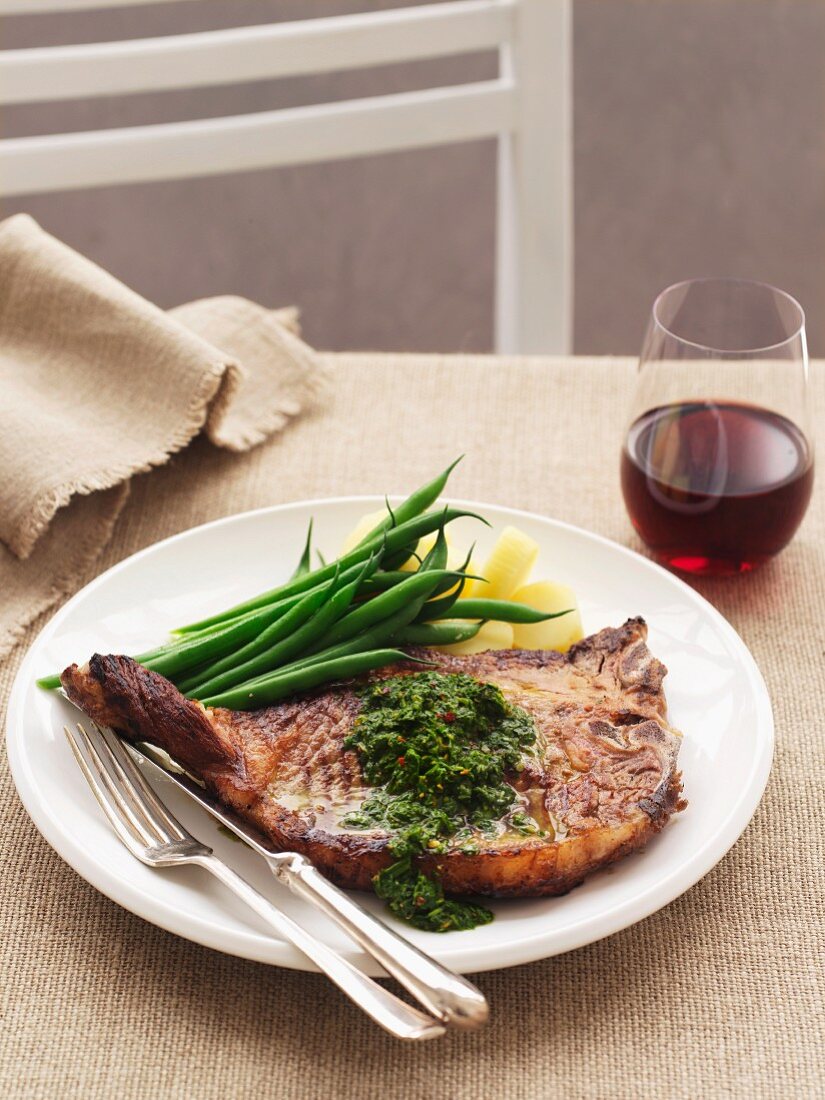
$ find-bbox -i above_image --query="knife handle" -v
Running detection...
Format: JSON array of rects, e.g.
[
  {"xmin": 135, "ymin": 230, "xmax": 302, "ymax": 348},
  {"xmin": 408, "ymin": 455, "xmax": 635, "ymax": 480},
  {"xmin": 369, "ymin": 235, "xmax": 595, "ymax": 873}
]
[
  {"xmin": 192, "ymin": 853, "xmax": 444, "ymax": 1042},
  {"xmin": 266, "ymin": 851, "xmax": 488, "ymax": 1029}
]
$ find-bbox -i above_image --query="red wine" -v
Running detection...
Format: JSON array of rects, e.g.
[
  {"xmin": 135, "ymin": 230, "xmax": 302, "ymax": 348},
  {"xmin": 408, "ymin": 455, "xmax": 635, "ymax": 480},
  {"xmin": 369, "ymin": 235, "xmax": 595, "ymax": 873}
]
[{"xmin": 621, "ymin": 401, "xmax": 814, "ymax": 574}]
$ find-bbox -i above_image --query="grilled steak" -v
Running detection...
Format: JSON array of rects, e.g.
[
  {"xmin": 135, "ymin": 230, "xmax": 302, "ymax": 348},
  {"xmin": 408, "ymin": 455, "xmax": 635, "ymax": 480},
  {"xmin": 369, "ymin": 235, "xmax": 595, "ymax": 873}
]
[{"xmin": 61, "ymin": 617, "xmax": 684, "ymax": 898}]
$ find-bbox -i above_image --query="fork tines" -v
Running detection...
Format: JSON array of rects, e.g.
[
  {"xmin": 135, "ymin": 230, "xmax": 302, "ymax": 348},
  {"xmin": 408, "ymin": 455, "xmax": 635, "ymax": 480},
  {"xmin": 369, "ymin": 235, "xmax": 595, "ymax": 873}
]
[{"xmin": 64, "ymin": 722, "xmax": 196, "ymax": 857}]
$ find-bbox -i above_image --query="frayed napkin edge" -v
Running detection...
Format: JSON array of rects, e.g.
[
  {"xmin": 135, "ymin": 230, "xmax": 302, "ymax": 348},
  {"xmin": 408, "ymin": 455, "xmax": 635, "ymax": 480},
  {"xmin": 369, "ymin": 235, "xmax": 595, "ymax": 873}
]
[
  {"xmin": 0, "ymin": 483, "xmax": 129, "ymax": 662},
  {"xmin": 8, "ymin": 361, "xmax": 232, "ymax": 561}
]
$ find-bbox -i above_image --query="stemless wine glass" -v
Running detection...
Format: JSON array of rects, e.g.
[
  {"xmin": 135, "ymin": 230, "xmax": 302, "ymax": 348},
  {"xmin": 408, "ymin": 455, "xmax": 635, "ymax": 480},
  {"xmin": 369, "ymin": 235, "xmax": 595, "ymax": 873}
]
[{"xmin": 621, "ymin": 278, "xmax": 814, "ymax": 575}]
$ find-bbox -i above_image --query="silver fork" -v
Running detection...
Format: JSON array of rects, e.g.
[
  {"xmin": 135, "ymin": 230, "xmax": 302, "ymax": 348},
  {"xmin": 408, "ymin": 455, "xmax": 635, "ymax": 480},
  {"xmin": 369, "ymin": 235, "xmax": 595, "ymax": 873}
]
[{"xmin": 64, "ymin": 720, "xmax": 445, "ymax": 1041}]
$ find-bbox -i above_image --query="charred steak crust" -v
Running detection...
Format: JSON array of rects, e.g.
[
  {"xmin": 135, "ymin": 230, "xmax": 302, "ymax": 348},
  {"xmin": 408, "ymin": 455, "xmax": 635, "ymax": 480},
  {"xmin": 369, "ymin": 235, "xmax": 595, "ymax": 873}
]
[{"xmin": 61, "ymin": 617, "xmax": 685, "ymax": 898}]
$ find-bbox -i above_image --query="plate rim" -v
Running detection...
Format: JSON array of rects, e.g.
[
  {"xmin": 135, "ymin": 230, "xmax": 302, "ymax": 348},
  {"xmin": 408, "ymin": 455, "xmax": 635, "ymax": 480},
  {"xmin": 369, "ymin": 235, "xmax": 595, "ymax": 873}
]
[{"xmin": 6, "ymin": 497, "xmax": 775, "ymax": 974}]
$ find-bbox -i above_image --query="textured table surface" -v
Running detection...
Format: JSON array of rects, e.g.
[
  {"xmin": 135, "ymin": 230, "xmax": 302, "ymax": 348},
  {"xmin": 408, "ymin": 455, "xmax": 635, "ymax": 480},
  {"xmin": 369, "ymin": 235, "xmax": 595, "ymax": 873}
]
[{"xmin": 2, "ymin": 355, "xmax": 823, "ymax": 1100}]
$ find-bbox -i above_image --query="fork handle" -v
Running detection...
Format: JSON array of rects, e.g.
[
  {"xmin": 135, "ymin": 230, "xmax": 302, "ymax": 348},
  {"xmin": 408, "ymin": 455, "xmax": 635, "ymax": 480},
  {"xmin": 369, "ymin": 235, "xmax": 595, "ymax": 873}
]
[
  {"xmin": 191, "ymin": 853, "xmax": 443, "ymax": 1041},
  {"xmin": 265, "ymin": 852, "xmax": 488, "ymax": 1030}
]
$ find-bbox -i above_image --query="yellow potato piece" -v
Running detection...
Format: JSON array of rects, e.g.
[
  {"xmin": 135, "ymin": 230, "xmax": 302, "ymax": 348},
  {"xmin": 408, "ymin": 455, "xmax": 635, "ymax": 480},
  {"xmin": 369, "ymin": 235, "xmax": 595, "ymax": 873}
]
[
  {"xmin": 340, "ymin": 509, "xmax": 390, "ymax": 555},
  {"xmin": 436, "ymin": 619, "xmax": 514, "ymax": 656},
  {"xmin": 511, "ymin": 580, "xmax": 584, "ymax": 653},
  {"xmin": 476, "ymin": 526, "xmax": 539, "ymax": 601}
]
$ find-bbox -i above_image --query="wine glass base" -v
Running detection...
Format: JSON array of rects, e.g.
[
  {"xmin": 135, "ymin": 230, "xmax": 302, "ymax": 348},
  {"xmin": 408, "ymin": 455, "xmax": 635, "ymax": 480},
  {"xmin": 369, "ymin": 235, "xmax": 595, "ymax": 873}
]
[{"xmin": 660, "ymin": 554, "xmax": 769, "ymax": 577}]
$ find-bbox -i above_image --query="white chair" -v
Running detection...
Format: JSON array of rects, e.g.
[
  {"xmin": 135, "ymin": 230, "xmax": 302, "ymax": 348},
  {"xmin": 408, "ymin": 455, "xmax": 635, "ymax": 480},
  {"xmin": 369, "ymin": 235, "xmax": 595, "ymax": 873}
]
[{"xmin": 0, "ymin": 0, "xmax": 572, "ymax": 353}]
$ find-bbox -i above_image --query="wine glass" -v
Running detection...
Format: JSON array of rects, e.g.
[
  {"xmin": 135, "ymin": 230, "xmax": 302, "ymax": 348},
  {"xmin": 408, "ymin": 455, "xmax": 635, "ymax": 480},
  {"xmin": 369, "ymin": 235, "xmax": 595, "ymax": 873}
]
[{"xmin": 620, "ymin": 278, "xmax": 814, "ymax": 575}]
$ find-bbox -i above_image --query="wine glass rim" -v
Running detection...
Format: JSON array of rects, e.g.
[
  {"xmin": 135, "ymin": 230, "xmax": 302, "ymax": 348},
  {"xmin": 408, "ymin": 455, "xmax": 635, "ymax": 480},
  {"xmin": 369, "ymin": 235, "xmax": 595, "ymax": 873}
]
[{"xmin": 651, "ymin": 277, "xmax": 806, "ymax": 354}]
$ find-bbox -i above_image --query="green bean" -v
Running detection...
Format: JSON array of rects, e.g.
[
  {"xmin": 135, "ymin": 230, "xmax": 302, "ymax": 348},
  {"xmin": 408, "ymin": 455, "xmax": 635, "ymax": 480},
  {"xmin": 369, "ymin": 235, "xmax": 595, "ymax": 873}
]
[
  {"xmin": 187, "ymin": 554, "xmax": 454, "ymax": 696},
  {"xmin": 36, "ymin": 672, "xmax": 62, "ymax": 690},
  {"xmin": 267, "ymin": 595, "xmax": 430, "ymax": 679},
  {"xmin": 381, "ymin": 541, "xmax": 420, "ymax": 572},
  {"xmin": 134, "ymin": 583, "xmax": 312, "ymax": 671},
  {"xmin": 187, "ymin": 564, "xmax": 367, "ymax": 698},
  {"xmin": 173, "ymin": 656, "xmax": 225, "ymax": 693},
  {"xmin": 132, "ymin": 593, "xmax": 305, "ymax": 668},
  {"xmin": 231, "ymin": 569, "xmax": 441, "ymax": 693},
  {"xmin": 288, "ymin": 519, "xmax": 313, "ymax": 581},
  {"xmin": 433, "ymin": 598, "xmax": 573, "ymax": 624},
  {"xmin": 412, "ymin": 542, "xmax": 476, "ymax": 622},
  {"xmin": 176, "ymin": 550, "xmax": 380, "ymax": 688},
  {"xmin": 200, "ymin": 649, "xmax": 432, "ymax": 710},
  {"xmin": 353, "ymin": 456, "xmax": 463, "ymax": 549},
  {"xmin": 179, "ymin": 573, "xmax": 336, "ymax": 695},
  {"xmin": 413, "ymin": 577, "xmax": 467, "ymax": 623},
  {"xmin": 174, "ymin": 506, "xmax": 484, "ymax": 634},
  {"xmin": 110, "ymin": 586, "xmax": 312, "ymax": 678},
  {"xmin": 360, "ymin": 558, "xmax": 475, "ymax": 597},
  {"xmin": 393, "ymin": 621, "xmax": 484, "ymax": 647},
  {"xmin": 139, "ymin": 601, "xmax": 298, "ymax": 678},
  {"xmin": 420, "ymin": 517, "xmax": 449, "ymax": 571},
  {"xmin": 143, "ymin": 554, "xmax": 378, "ymax": 679},
  {"xmin": 430, "ymin": 553, "xmax": 484, "ymax": 602},
  {"xmin": 453, "ymin": 541, "xmax": 476, "ymax": 580},
  {"xmin": 359, "ymin": 570, "xmax": 419, "ymax": 594},
  {"xmin": 367, "ymin": 550, "xmax": 477, "ymax": 611},
  {"xmin": 304, "ymin": 567, "xmax": 456, "ymax": 657},
  {"xmin": 189, "ymin": 541, "xmax": 380, "ymax": 640},
  {"xmin": 381, "ymin": 515, "xmax": 447, "ymax": 576}
]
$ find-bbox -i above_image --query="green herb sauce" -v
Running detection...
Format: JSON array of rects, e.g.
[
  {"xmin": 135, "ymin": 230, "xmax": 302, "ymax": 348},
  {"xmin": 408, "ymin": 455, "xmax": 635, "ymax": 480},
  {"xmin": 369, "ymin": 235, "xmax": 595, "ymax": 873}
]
[{"xmin": 342, "ymin": 671, "xmax": 538, "ymax": 932}]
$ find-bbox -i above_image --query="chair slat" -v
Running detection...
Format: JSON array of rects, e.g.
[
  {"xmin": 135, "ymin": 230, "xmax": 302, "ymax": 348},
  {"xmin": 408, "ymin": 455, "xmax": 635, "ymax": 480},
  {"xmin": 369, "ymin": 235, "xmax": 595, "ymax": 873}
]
[
  {"xmin": 0, "ymin": 0, "xmax": 199, "ymax": 12},
  {"xmin": 0, "ymin": 79, "xmax": 516, "ymax": 196},
  {"xmin": 0, "ymin": 2, "xmax": 511, "ymax": 104}
]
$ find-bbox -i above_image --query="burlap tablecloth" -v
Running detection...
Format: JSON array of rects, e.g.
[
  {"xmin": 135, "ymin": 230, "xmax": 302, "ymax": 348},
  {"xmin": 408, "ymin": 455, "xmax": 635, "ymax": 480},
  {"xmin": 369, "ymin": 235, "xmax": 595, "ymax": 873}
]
[{"xmin": 2, "ymin": 355, "xmax": 823, "ymax": 1099}]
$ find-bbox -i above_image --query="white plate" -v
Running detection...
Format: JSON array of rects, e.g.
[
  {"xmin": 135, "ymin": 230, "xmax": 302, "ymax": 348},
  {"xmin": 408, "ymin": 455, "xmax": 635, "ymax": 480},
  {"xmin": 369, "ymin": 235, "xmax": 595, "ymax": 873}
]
[{"xmin": 6, "ymin": 499, "xmax": 773, "ymax": 975}]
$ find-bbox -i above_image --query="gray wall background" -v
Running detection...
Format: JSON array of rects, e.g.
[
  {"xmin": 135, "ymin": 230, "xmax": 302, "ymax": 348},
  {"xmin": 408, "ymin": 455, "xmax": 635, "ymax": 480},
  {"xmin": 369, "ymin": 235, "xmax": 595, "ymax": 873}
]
[{"xmin": 3, "ymin": 0, "xmax": 824, "ymax": 355}]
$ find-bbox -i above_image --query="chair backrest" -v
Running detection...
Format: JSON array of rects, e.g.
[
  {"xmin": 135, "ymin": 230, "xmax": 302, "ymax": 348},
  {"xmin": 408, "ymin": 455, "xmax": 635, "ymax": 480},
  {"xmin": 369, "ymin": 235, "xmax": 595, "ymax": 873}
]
[{"xmin": 0, "ymin": 0, "xmax": 572, "ymax": 353}]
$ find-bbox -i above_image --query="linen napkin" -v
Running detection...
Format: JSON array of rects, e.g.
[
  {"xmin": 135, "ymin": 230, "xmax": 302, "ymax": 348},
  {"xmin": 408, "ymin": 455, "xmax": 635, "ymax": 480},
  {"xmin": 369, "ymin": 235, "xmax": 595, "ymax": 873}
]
[{"xmin": 0, "ymin": 214, "xmax": 327, "ymax": 659}]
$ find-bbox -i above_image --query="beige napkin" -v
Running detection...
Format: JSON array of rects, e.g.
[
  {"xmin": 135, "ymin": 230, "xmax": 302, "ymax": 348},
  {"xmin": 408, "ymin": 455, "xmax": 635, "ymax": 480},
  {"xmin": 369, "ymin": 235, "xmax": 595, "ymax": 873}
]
[{"xmin": 0, "ymin": 214, "xmax": 327, "ymax": 659}]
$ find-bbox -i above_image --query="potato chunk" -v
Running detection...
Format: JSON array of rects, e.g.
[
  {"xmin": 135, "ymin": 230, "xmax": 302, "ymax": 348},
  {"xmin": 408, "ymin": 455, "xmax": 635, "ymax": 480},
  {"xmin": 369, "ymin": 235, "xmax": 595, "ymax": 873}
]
[{"xmin": 511, "ymin": 581, "xmax": 584, "ymax": 652}]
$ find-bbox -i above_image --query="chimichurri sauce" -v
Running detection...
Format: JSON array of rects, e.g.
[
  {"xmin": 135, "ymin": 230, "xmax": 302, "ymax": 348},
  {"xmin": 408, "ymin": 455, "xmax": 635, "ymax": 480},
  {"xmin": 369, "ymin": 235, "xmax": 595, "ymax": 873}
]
[{"xmin": 342, "ymin": 671, "xmax": 539, "ymax": 932}]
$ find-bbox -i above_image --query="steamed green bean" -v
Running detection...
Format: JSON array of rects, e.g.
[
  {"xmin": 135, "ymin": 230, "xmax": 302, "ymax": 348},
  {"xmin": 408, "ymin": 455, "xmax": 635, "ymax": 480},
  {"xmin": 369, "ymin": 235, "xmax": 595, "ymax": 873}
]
[
  {"xmin": 188, "ymin": 565, "xmax": 366, "ymax": 698},
  {"xmin": 200, "ymin": 649, "xmax": 430, "ymax": 709},
  {"xmin": 393, "ymin": 621, "xmax": 484, "ymax": 647},
  {"xmin": 433, "ymin": 598, "xmax": 572, "ymax": 624}
]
